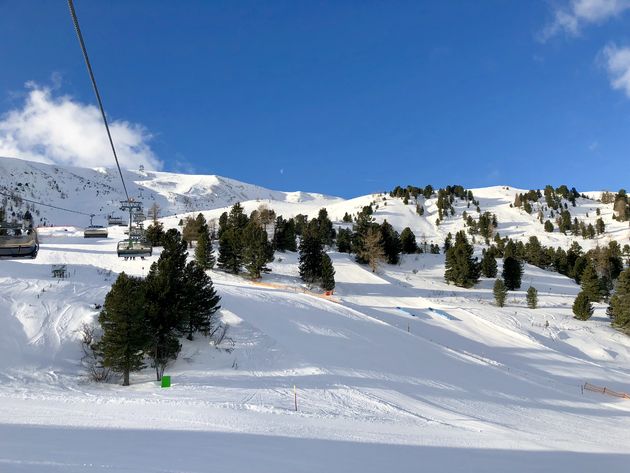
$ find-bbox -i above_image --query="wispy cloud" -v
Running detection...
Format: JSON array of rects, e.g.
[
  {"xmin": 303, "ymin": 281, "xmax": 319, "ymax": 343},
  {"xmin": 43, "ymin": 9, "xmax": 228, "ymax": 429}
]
[
  {"xmin": 0, "ymin": 82, "xmax": 162, "ymax": 170},
  {"xmin": 540, "ymin": 0, "xmax": 630, "ymax": 41},
  {"xmin": 600, "ymin": 43, "xmax": 630, "ymax": 97}
]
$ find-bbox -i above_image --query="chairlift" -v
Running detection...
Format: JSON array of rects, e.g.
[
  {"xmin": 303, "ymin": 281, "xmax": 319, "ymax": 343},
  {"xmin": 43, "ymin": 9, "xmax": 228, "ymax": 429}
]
[
  {"xmin": 117, "ymin": 200, "xmax": 152, "ymax": 259},
  {"xmin": 83, "ymin": 214, "xmax": 108, "ymax": 238},
  {"xmin": 107, "ymin": 214, "xmax": 124, "ymax": 226},
  {"xmin": 0, "ymin": 222, "xmax": 39, "ymax": 259}
]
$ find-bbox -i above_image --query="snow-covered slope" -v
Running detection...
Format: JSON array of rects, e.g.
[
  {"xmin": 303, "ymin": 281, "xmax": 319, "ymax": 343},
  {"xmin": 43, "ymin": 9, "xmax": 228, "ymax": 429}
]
[
  {"xmin": 1, "ymin": 156, "xmax": 630, "ymax": 472},
  {"xmin": 0, "ymin": 156, "xmax": 342, "ymax": 226}
]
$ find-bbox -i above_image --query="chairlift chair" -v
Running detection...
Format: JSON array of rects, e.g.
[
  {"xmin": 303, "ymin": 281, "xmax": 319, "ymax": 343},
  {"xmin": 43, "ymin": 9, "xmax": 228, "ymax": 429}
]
[
  {"xmin": 0, "ymin": 223, "xmax": 39, "ymax": 259},
  {"xmin": 83, "ymin": 214, "xmax": 108, "ymax": 238}
]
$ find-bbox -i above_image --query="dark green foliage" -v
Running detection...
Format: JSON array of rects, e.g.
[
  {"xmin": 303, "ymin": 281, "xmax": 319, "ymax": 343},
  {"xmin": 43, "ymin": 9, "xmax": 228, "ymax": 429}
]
[
  {"xmin": 144, "ymin": 229, "xmax": 188, "ymax": 380},
  {"xmin": 444, "ymin": 231, "xmax": 480, "ymax": 288},
  {"xmin": 572, "ymin": 256, "xmax": 588, "ymax": 284},
  {"xmin": 299, "ymin": 219, "xmax": 324, "ymax": 284},
  {"xmin": 342, "ymin": 212, "xmax": 353, "ymax": 223},
  {"xmin": 400, "ymin": 227, "xmax": 418, "ymax": 254},
  {"xmin": 502, "ymin": 256, "xmax": 523, "ymax": 291},
  {"xmin": 493, "ymin": 279, "xmax": 507, "ymax": 307},
  {"xmin": 272, "ymin": 216, "xmax": 297, "ymax": 252},
  {"xmin": 195, "ymin": 221, "xmax": 215, "ymax": 270},
  {"xmin": 320, "ymin": 253, "xmax": 336, "ymax": 291},
  {"xmin": 98, "ymin": 273, "xmax": 149, "ymax": 386},
  {"xmin": 580, "ymin": 264, "xmax": 601, "ymax": 303},
  {"xmin": 336, "ymin": 228, "xmax": 353, "ymax": 253},
  {"xmin": 379, "ymin": 220, "xmax": 401, "ymax": 265},
  {"xmin": 293, "ymin": 214, "xmax": 308, "ymax": 236},
  {"xmin": 316, "ymin": 208, "xmax": 335, "ymax": 246},
  {"xmin": 443, "ymin": 233, "xmax": 453, "ymax": 253},
  {"xmin": 480, "ymin": 250, "xmax": 498, "ymax": 278},
  {"xmin": 526, "ymin": 286, "xmax": 538, "ymax": 309},
  {"xmin": 217, "ymin": 203, "xmax": 248, "ymax": 274},
  {"xmin": 217, "ymin": 227, "xmax": 243, "ymax": 274},
  {"xmin": 610, "ymin": 268, "xmax": 630, "ymax": 332},
  {"xmin": 145, "ymin": 221, "xmax": 165, "ymax": 246},
  {"xmin": 544, "ymin": 220, "xmax": 554, "ymax": 232},
  {"xmin": 242, "ymin": 220, "xmax": 273, "ymax": 279},
  {"xmin": 573, "ymin": 291, "xmax": 593, "ymax": 320},
  {"xmin": 179, "ymin": 261, "xmax": 221, "ymax": 340}
]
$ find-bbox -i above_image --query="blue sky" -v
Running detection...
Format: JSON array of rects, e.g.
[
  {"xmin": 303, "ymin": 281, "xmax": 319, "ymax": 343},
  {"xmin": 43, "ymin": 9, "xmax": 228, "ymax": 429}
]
[{"xmin": 0, "ymin": 0, "xmax": 629, "ymax": 197}]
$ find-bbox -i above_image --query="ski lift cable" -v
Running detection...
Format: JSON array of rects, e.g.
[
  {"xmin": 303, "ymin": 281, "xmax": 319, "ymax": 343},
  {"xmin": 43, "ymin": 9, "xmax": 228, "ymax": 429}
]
[
  {"xmin": 0, "ymin": 189, "xmax": 94, "ymax": 217},
  {"xmin": 66, "ymin": 0, "xmax": 130, "ymax": 203}
]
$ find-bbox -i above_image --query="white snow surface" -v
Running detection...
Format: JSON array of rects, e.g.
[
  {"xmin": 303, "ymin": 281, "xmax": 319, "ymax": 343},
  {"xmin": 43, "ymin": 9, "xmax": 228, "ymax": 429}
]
[{"xmin": 1, "ymin": 157, "xmax": 630, "ymax": 471}]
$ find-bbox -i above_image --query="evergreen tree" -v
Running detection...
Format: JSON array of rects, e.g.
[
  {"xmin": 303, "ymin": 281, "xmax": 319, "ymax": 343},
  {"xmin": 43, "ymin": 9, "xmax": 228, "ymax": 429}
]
[
  {"xmin": 443, "ymin": 233, "xmax": 453, "ymax": 253},
  {"xmin": 98, "ymin": 273, "xmax": 149, "ymax": 386},
  {"xmin": 272, "ymin": 216, "xmax": 297, "ymax": 252},
  {"xmin": 526, "ymin": 286, "xmax": 538, "ymax": 309},
  {"xmin": 144, "ymin": 229, "xmax": 187, "ymax": 380},
  {"xmin": 217, "ymin": 227, "xmax": 243, "ymax": 274},
  {"xmin": 194, "ymin": 222, "xmax": 215, "ymax": 270},
  {"xmin": 179, "ymin": 261, "xmax": 221, "ymax": 340},
  {"xmin": 493, "ymin": 279, "xmax": 507, "ymax": 307},
  {"xmin": 444, "ymin": 231, "xmax": 480, "ymax": 288},
  {"xmin": 320, "ymin": 253, "xmax": 336, "ymax": 292},
  {"xmin": 379, "ymin": 220, "xmax": 401, "ymax": 265},
  {"xmin": 400, "ymin": 227, "xmax": 418, "ymax": 254},
  {"xmin": 242, "ymin": 220, "xmax": 273, "ymax": 279},
  {"xmin": 502, "ymin": 256, "xmax": 523, "ymax": 290},
  {"xmin": 217, "ymin": 204, "xmax": 248, "ymax": 274},
  {"xmin": 610, "ymin": 267, "xmax": 630, "ymax": 332},
  {"xmin": 316, "ymin": 208, "xmax": 334, "ymax": 246},
  {"xmin": 573, "ymin": 291, "xmax": 593, "ymax": 321},
  {"xmin": 544, "ymin": 220, "xmax": 554, "ymax": 232},
  {"xmin": 580, "ymin": 264, "xmax": 601, "ymax": 303},
  {"xmin": 336, "ymin": 228, "xmax": 353, "ymax": 253},
  {"xmin": 145, "ymin": 221, "xmax": 165, "ymax": 246},
  {"xmin": 299, "ymin": 220, "xmax": 324, "ymax": 283},
  {"xmin": 480, "ymin": 250, "xmax": 498, "ymax": 278}
]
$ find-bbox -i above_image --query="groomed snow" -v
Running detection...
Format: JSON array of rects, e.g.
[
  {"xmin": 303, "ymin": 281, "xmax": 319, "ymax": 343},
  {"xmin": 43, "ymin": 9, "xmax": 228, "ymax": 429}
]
[{"xmin": 1, "ymin": 157, "xmax": 630, "ymax": 471}]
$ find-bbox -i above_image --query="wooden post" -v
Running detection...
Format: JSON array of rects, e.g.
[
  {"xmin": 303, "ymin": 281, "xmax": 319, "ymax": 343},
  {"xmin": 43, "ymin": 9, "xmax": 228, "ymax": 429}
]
[{"xmin": 294, "ymin": 384, "xmax": 298, "ymax": 411}]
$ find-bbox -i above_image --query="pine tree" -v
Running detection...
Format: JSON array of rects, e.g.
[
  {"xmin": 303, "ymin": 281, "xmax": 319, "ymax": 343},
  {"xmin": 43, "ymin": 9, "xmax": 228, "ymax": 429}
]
[
  {"xmin": 580, "ymin": 264, "xmax": 601, "ymax": 303},
  {"xmin": 217, "ymin": 227, "xmax": 243, "ymax": 274},
  {"xmin": 320, "ymin": 253, "xmax": 336, "ymax": 292},
  {"xmin": 98, "ymin": 273, "xmax": 149, "ymax": 386},
  {"xmin": 179, "ymin": 261, "xmax": 221, "ymax": 340},
  {"xmin": 610, "ymin": 267, "xmax": 630, "ymax": 332},
  {"xmin": 544, "ymin": 220, "xmax": 554, "ymax": 232},
  {"xmin": 145, "ymin": 221, "xmax": 165, "ymax": 246},
  {"xmin": 444, "ymin": 231, "xmax": 480, "ymax": 288},
  {"xmin": 502, "ymin": 256, "xmax": 523, "ymax": 291},
  {"xmin": 493, "ymin": 279, "xmax": 507, "ymax": 307},
  {"xmin": 573, "ymin": 291, "xmax": 593, "ymax": 321},
  {"xmin": 195, "ymin": 222, "xmax": 215, "ymax": 270},
  {"xmin": 400, "ymin": 227, "xmax": 418, "ymax": 254},
  {"xmin": 316, "ymin": 208, "xmax": 334, "ymax": 246},
  {"xmin": 299, "ymin": 219, "xmax": 324, "ymax": 283},
  {"xmin": 379, "ymin": 220, "xmax": 401, "ymax": 265},
  {"xmin": 526, "ymin": 286, "xmax": 538, "ymax": 309},
  {"xmin": 243, "ymin": 220, "xmax": 273, "ymax": 279},
  {"xmin": 144, "ymin": 229, "xmax": 187, "ymax": 380},
  {"xmin": 480, "ymin": 250, "xmax": 498, "ymax": 278},
  {"xmin": 336, "ymin": 228, "xmax": 353, "ymax": 253}
]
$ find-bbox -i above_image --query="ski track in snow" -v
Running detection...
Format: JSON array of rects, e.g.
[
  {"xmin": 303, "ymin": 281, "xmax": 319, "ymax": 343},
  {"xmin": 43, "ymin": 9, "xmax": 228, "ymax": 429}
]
[{"xmin": 1, "ymin": 157, "xmax": 630, "ymax": 471}]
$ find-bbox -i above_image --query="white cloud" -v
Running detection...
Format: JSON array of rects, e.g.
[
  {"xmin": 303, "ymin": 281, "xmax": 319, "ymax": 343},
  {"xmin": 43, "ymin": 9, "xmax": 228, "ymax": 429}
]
[
  {"xmin": 601, "ymin": 44, "xmax": 630, "ymax": 97},
  {"xmin": 0, "ymin": 83, "xmax": 162, "ymax": 170},
  {"xmin": 540, "ymin": 0, "xmax": 630, "ymax": 41}
]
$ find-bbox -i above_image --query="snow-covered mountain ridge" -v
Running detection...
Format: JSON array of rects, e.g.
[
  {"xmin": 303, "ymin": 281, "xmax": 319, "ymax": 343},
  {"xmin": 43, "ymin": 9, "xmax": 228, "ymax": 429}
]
[{"xmin": 0, "ymin": 156, "xmax": 342, "ymax": 226}]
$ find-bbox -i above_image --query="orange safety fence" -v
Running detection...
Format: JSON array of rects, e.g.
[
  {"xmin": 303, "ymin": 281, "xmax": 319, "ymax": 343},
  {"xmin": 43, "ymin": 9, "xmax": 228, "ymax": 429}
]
[
  {"xmin": 251, "ymin": 280, "xmax": 340, "ymax": 304},
  {"xmin": 583, "ymin": 382, "xmax": 630, "ymax": 400}
]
